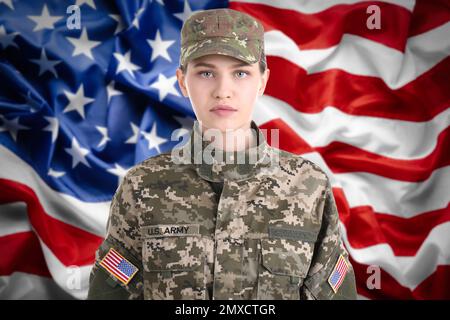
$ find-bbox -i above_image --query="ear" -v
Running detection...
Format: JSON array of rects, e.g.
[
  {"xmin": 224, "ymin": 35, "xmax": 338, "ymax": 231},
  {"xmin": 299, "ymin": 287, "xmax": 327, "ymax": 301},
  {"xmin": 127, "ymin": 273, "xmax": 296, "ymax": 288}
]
[
  {"xmin": 259, "ymin": 68, "xmax": 270, "ymax": 96},
  {"xmin": 176, "ymin": 68, "xmax": 189, "ymax": 97}
]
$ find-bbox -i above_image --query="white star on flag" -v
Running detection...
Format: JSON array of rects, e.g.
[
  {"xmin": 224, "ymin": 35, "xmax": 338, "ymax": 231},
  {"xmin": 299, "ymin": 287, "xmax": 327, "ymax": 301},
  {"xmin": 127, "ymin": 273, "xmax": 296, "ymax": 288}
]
[
  {"xmin": 147, "ymin": 30, "xmax": 175, "ymax": 62},
  {"xmin": 0, "ymin": 25, "xmax": 18, "ymax": 49},
  {"xmin": 76, "ymin": 0, "xmax": 96, "ymax": 9},
  {"xmin": 65, "ymin": 137, "xmax": 91, "ymax": 168},
  {"xmin": 27, "ymin": 4, "xmax": 63, "ymax": 32},
  {"xmin": 0, "ymin": 115, "xmax": 30, "ymax": 142},
  {"xmin": 109, "ymin": 14, "xmax": 125, "ymax": 35},
  {"xmin": 114, "ymin": 51, "xmax": 140, "ymax": 79},
  {"xmin": 95, "ymin": 126, "xmax": 111, "ymax": 147},
  {"xmin": 30, "ymin": 49, "xmax": 61, "ymax": 77},
  {"xmin": 174, "ymin": 0, "xmax": 196, "ymax": 23},
  {"xmin": 149, "ymin": 73, "xmax": 180, "ymax": 101},
  {"xmin": 48, "ymin": 168, "xmax": 66, "ymax": 178},
  {"xmin": 43, "ymin": 116, "xmax": 59, "ymax": 143},
  {"xmin": 106, "ymin": 81, "xmax": 122, "ymax": 104},
  {"xmin": 107, "ymin": 163, "xmax": 130, "ymax": 185},
  {"xmin": 24, "ymin": 91, "xmax": 42, "ymax": 113},
  {"xmin": 141, "ymin": 122, "xmax": 167, "ymax": 153},
  {"xmin": 132, "ymin": 7, "xmax": 145, "ymax": 30},
  {"xmin": 63, "ymin": 84, "xmax": 95, "ymax": 119},
  {"xmin": 125, "ymin": 122, "xmax": 140, "ymax": 144},
  {"xmin": 66, "ymin": 27, "xmax": 101, "ymax": 61},
  {"xmin": 0, "ymin": 0, "xmax": 14, "ymax": 10}
]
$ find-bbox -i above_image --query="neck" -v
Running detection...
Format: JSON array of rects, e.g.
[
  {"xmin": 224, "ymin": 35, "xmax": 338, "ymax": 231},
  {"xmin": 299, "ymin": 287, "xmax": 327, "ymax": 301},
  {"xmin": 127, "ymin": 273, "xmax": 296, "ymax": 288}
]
[{"xmin": 200, "ymin": 123, "xmax": 257, "ymax": 152}]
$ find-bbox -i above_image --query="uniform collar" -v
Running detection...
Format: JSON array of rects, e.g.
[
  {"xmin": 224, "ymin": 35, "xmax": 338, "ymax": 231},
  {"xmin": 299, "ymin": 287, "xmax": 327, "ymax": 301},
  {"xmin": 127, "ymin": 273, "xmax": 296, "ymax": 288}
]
[{"xmin": 176, "ymin": 120, "xmax": 274, "ymax": 182}]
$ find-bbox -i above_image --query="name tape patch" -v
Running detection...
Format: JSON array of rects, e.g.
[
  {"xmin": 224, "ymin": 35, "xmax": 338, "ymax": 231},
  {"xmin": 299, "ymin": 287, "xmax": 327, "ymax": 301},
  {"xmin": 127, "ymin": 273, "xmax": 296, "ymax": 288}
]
[
  {"xmin": 142, "ymin": 224, "xmax": 200, "ymax": 238},
  {"xmin": 327, "ymin": 254, "xmax": 349, "ymax": 293},
  {"xmin": 99, "ymin": 248, "xmax": 139, "ymax": 285},
  {"xmin": 268, "ymin": 226, "xmax": 317, "ymax": 242}
]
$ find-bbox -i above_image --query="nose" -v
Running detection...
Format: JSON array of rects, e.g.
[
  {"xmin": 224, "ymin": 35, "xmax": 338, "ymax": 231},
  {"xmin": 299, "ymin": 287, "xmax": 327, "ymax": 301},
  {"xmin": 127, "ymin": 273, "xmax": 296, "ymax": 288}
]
[{"xmin": 212, "ymin": 74, "xmax": 233, "ymax": 99}]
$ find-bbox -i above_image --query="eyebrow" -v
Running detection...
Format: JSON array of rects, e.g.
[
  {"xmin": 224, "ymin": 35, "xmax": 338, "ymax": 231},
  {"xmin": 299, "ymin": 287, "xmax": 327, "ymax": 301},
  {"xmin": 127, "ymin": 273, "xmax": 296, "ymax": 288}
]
[{"xmin": 192, "ymin": 62, "xmax": 251, "ymax": 69}]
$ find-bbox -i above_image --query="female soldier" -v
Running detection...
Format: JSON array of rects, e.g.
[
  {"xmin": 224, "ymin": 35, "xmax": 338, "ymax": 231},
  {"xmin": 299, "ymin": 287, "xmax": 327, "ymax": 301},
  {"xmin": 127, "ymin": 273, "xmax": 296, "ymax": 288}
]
[{"xmin": 87, "ymin": 8, "xmax": 357, "ymax": 300}]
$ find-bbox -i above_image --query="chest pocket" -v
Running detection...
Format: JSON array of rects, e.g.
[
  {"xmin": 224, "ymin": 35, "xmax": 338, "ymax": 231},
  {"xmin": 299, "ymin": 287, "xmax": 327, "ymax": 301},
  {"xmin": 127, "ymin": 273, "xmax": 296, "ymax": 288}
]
[
  {"xmin": 256, "ymin": 230, "xmax": 317, "ymax": 300},
  {"xmin": 142, "ymin": 234, "xmax": 207, "ymax": 300}
]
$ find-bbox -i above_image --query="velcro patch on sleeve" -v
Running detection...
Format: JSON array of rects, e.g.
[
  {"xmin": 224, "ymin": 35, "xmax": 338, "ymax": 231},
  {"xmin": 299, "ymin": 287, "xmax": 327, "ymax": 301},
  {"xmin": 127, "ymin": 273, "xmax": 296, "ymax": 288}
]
[
  {"xmin": 327, "ymin": 254, "xmax": 349, "ymax": 293},
  {"xmin": 99, "ymin": 248, "xmax": 139, "ymax": 285}
]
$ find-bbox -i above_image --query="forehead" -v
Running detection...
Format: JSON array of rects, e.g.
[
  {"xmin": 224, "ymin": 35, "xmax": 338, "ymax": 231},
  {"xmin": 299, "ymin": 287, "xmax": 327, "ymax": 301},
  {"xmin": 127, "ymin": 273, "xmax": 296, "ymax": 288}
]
[{"xmin": 190, "ymin": 54, "xmax": 254, "ymax": 68}]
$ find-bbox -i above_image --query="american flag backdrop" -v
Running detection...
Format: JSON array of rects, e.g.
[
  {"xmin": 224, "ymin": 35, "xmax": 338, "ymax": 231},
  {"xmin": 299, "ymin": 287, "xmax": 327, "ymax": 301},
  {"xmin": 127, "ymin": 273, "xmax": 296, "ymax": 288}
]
[{"xmin": 0, "ymin": 0, "xmax": 449, "ymax": 300}]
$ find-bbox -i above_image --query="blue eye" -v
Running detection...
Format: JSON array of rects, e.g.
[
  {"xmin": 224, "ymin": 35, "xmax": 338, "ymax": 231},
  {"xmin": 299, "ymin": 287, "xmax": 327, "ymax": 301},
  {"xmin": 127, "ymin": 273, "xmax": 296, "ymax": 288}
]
[
  {"xmin": 199, "ymin": 71, "xmax": 213, "ymax": 78},
  {"xmin": 197, "ymin": 70, "xmax": 249, "ymax": 79},
  {"xmin": 236, "ymin": 71, "xmax": 249, "ymax": 78}
]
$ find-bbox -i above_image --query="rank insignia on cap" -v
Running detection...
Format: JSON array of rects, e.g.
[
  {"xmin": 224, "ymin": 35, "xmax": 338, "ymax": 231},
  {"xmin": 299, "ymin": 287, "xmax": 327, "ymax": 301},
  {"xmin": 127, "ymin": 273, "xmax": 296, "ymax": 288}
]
[
  {"xmin": 327, "ymin": 254, "xmax": 349, "ymax": 293},
  {"xmin": 100, "ymin": 248, "xmax": 138, "ymax": 285}
]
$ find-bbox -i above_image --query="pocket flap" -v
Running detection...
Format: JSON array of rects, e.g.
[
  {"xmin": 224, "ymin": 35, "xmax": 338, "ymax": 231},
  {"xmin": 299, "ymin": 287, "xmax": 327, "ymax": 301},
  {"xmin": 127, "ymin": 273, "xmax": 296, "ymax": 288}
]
[
  {"xmin": 144, "ymin": 235, "xmax": 204, "ymax": 272},
  {"xmin": 261, "ymin": 238, "xmax": 313, "ymax": 277}
]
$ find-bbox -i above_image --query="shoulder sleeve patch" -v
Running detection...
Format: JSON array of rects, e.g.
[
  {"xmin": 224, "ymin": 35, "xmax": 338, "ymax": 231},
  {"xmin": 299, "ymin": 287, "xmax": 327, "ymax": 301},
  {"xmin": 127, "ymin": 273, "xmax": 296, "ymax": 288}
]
[
  {"xmin": 327, "ymin": 254, "xmax": 349, "ymax": 293},
  {"xmin": 99, "ymin": 248, "xmax": 139, "ymax": 285}
]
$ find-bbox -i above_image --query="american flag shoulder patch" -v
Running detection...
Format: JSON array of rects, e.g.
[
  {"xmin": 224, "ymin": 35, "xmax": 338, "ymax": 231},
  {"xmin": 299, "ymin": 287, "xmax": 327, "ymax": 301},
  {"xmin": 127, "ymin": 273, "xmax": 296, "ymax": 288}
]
[
  {"xmin": 327, "ymin": 254, "xmax": 349, "ymax": 293},
  {"xmin": 99, "ymin": 248, "xmax": 139, "ymax": 285}
]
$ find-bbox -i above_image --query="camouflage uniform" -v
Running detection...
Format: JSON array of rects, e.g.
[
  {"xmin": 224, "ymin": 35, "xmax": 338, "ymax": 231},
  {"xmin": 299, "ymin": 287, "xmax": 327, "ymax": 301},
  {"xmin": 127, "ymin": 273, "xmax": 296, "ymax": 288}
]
[{"xmin": 87, "ymin": 8, "xmax": 357, "ymax": 300}]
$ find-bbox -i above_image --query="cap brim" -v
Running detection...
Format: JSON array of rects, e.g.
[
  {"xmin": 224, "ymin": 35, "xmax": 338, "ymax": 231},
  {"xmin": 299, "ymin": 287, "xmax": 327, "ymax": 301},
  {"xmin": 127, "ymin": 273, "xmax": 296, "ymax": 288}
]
[{"xmin": 182, "ymin": 37, "xmax": 260, "ymax": 66}]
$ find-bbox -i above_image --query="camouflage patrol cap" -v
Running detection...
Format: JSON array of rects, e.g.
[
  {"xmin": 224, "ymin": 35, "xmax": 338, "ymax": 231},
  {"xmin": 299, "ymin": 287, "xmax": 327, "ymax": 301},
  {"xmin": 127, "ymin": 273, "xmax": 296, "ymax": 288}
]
[{"xmin": 180, "ymin": 8, "xmax": 266, "ymax": 68}]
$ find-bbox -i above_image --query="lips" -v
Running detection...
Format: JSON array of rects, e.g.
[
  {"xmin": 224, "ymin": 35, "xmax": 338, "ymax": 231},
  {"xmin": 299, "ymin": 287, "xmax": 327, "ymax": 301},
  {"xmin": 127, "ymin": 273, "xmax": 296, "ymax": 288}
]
[{"xmin": 210, "ymin": 104, "xmax": 237, "ymax": 111}]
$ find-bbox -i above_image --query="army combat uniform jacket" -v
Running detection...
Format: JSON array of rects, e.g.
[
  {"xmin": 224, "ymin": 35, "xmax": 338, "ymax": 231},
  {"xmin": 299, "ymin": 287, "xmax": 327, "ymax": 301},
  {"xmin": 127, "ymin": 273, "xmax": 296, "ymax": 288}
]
[{"xmin": 87, "ymin": 120, "xmax": 357, "ymax": 300}]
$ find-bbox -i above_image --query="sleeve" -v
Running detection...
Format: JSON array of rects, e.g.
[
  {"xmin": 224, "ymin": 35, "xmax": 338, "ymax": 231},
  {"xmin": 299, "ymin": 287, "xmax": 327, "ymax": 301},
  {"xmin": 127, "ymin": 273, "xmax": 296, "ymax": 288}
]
[
  {"xmin": 87, "ymin": 170, "xmax": 144, "ymax": 300},
  {"xmin": 300, "ymin": 177, "xmax": 357, "ymax": 300}
]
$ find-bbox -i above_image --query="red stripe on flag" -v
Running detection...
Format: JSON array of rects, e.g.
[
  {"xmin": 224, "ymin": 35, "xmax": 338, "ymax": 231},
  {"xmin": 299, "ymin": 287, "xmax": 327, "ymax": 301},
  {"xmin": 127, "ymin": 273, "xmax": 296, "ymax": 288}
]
[
  {"xmin": 0, "ymin": 178, "xmax": 103, "ymax": 267},
  {"xmin": 100, "ymin": 260, "xmax": 128, "ymax": 283},
  {"xmin": 335, "ymin": 188, "xmax": 450, "ymax": 256},
  {"xmin": 409, "ymin": 0, "xmax": 450, "ymax": 36},
  {"xmin": 100, "ymin": 249, "xmax": 134, "ymax": 283},
  {"xmin": 0, "ymin": 231, "xmax": 51, "ymax": 277},
  {"xmin": 259, "ymin": 119, "xmax": 313, "ymax": 155},
  {"xmin": 109, "ymin": 250, "xmax": 125, "ymax": 263},
  {"xmin": 316, "ymin": 126, "xmax": 450, "ymax": 182},
  {"xmin": 335, "ymin": 258, "xmax": 348, "ymax": 288},
  {"xmin": 265, "ymin": 55, "xmax": 450, "ymax": 121},
  {"xmin": 231, "ymin": 1, "xmax": 412, "ymax": 51},
  {"xmin": 106, "ymin": 252, "xmax": 121, "ymax": 265},
  {"xmin": 350, "ymin": 256, "xmax": 450, "ymax": 299},
  {"xmin": 260, "ymin": 120, "xmax": 449, "ymax": 183},
  {"xmin": 102, "ymin": 258, "xmax": 128, "ymax": 281}
]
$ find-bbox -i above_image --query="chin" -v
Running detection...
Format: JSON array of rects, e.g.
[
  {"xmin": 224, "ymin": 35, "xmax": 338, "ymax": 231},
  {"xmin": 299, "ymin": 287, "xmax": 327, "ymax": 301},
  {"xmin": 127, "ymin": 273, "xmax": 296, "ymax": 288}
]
[{"xmin": 208, "ymin": 120, "xmax": 241, "ymax": 132}]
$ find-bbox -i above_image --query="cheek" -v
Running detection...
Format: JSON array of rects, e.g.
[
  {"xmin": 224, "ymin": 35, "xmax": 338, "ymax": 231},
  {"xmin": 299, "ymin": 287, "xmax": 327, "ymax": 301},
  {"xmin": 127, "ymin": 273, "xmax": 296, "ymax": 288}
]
[
  {"xmin": 185, "ymin": 83, "xmax": 210, "ymax": 116},
  {"xmin": 192, "ymin": 84, "xmax": 209, "ymax": 99},
  {"xmin": 185, "ymin": 78, "xmax": 205, "ymax": 101},
  {"xmin": 239, "ymin": 81, "xmax": 260, "ymax": 103}
]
